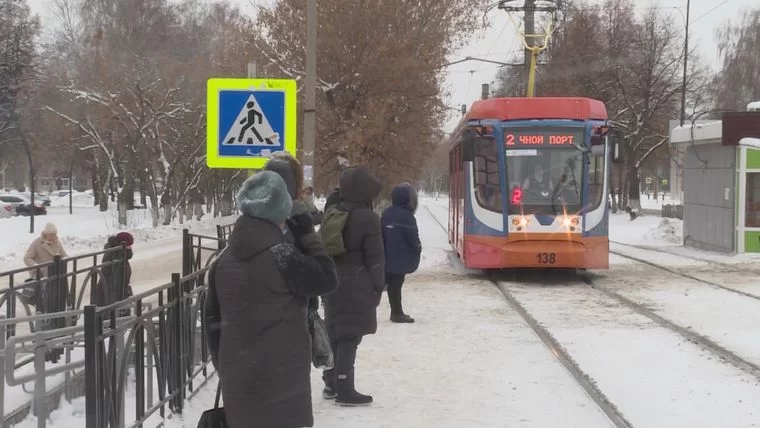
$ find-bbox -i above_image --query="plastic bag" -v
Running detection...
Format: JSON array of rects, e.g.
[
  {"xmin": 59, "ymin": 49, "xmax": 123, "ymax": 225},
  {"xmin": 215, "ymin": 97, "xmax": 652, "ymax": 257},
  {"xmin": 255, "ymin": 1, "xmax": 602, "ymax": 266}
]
[{"xmin": 309, "ymin": 308, "xmax": 334, "ymax": 370}]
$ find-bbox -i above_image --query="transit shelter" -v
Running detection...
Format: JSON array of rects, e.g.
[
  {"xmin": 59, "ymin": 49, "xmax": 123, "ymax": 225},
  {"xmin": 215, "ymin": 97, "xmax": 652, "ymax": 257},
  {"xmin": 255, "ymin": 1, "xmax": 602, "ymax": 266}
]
[{"xmin": 669, "ymin": 111, "xmax": 760, "ymax": 253}]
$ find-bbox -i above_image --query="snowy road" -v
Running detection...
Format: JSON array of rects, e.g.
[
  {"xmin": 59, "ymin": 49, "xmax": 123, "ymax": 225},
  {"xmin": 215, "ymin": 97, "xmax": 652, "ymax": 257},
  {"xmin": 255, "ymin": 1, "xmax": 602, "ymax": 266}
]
[
  {"xmin": 502, "ymin": 279, "xmax": 760, "ymax": 427},
  {"xmin": 423, "ymin": 200, "xmax": 760, "ymax": 428}
]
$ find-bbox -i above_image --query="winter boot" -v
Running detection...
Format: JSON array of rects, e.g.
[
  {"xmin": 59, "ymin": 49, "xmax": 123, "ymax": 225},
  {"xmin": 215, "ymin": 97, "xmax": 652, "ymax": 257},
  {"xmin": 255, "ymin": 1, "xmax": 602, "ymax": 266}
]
[
  {"xmin": 335, "ymin": 370, "xmax": 373, "ymax": 407},
  {"xmin": 322, "ymin": 369, "xmax": 337, "ymax": 399},
  {"xmin": 334, "ymin": 339, "xmax": 372, "ymax": 406},
  {"xmin": 391, "ymin": 313, "xmax": 415, "ymax": 323},
  {"xmin": 388, "ymin": 287, "xmax": 414, "ymax": 323}
]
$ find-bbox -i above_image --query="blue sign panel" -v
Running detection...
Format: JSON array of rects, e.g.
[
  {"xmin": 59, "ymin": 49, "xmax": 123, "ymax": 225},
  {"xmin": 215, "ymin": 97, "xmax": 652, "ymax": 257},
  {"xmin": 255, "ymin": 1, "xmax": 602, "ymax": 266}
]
[{"xmin": 206, "ymin": 78, "xmax": 297, "ymax": 169}]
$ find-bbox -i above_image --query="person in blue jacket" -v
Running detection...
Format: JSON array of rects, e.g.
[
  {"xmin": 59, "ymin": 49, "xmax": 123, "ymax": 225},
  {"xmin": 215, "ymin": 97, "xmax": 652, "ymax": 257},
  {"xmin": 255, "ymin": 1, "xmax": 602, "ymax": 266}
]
[{"xmin": 381, "ymin": 182, "xmax": 422, "ymax": 323}]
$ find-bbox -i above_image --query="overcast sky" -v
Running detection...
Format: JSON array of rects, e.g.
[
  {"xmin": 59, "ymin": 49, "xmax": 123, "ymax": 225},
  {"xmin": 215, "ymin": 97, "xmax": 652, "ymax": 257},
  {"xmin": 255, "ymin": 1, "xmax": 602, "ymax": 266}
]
[{"xmin": 28, "ymin": 0, "xmax": 757, "ymax": 133}]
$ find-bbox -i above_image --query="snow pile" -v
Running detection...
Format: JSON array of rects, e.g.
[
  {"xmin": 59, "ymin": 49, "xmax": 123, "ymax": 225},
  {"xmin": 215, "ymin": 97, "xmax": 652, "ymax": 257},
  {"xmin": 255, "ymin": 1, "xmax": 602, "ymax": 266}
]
[
  {"xmin": 48, "ymin": 194, "xmax": 95, "ymax": 208},
  {"xmin": 609, "ymin": 213, "xmax": 683, "ymax": 246},
  {"xmin": 0, "ymin": 206, "xmax": 236, "ymax": 271},
  {"xmin": 649, "ymin": 217, "xmax": 683, "ymax": 244}
]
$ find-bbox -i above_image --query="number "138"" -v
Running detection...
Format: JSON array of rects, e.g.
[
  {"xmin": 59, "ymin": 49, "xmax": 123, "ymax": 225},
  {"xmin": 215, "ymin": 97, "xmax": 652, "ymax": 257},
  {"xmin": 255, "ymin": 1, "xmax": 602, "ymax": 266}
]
[{"xmin": 536, "ymin": 253, "xmax": 556, "ymax": 264}]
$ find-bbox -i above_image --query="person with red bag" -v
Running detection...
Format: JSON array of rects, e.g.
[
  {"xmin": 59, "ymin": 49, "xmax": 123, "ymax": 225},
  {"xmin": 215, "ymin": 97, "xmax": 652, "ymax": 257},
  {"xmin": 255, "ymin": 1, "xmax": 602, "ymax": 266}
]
[{"xmin": 92, "ymin": 232, "xmax": 134, "ymax": 315}]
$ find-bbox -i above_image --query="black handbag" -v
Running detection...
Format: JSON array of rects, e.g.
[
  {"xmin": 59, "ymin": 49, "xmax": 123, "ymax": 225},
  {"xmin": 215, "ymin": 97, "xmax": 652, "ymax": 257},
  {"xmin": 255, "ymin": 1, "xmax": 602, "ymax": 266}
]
[
  {"xmin": 309, "ymin": 308, "xmax": 334, "ymax": 370},
  {"xmin": 197, "ymin": 381, "xmax": 227, "ymax": 428}
]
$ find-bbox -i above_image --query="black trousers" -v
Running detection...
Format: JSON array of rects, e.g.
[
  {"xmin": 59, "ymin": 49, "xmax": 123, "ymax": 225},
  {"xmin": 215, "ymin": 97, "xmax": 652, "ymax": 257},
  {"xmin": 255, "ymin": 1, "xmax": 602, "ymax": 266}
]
[
  {"xmin": 323, "ymin": 335, "xmax": 362, "ymax": 390},
  {"xmin": 386, "ymin": 273, "xmax": 406, "ymax": 315}
]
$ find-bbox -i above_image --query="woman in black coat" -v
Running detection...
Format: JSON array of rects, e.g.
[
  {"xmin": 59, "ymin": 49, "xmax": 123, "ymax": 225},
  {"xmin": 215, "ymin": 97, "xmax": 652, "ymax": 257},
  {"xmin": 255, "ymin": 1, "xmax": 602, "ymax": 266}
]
[
  {"xmin": 381, "ymin": 183, "xmax": 422, "ymax": 323},
  {"xmin": 322, "ymin": 167, "xmax": 384, "ymax": 406}
]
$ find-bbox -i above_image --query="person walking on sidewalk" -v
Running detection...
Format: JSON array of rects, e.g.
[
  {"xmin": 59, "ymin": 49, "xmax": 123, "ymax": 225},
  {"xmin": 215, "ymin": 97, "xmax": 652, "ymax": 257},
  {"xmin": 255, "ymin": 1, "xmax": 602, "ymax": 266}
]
[
  {"xmin": 381, "ymin": 182, "xmax": 422, "ymax": 323},
  {"xmin": 21, "ymin": 222, "xmax": 67, "ymax": 309}
]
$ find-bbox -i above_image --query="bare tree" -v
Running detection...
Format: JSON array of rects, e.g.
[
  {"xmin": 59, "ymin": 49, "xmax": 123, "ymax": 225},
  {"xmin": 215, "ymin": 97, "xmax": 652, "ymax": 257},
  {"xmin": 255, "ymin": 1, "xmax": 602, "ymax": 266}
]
[
  {"xmin": 713, "ymin": 6, "xmax": 760, "ymax": 111},
  {"xmin": 255, "ymin": 0, "xmax": 487, "ymax": 194}
]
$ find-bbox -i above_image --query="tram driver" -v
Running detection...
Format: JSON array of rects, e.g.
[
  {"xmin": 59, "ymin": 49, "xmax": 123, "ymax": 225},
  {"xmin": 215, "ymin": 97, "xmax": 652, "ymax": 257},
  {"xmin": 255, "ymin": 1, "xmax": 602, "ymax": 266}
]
[{"xmin": 522, "ymin": 163, "xmax": 551, "ymax": 197}]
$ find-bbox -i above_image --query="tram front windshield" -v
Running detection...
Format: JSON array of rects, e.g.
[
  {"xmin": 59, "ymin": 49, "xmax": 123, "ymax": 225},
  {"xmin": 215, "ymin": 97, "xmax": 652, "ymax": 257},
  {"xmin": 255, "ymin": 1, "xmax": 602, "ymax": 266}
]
[{"xmin": 506, "ymin": 147, "xmax": 584, "ymax": 215}]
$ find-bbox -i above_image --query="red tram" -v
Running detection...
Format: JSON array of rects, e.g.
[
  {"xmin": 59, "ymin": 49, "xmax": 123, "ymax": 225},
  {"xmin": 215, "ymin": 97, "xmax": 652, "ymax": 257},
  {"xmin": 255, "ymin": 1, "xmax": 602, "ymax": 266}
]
[{"xmin": 447, "ymin": 97, "xmax": 621, "ymax": 270}]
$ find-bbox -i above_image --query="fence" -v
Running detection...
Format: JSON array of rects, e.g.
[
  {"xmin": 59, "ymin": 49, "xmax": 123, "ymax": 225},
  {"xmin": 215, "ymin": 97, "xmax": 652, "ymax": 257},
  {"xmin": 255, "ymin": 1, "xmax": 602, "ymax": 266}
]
[
  {"xmin": 215, "ymin": 224, "xmax": 234, "ymax": 247},
  {"xmin": 0, "ymin": 246, "xmax": 128, "ymax": 335},
  {"xmin": 661, "ymin": 204, "xmax": 684, "ymax": 220},
  {"xmin": 85, "ymin": 230, "xmax": 225, "ymax": 428},
  {"xmin": 0, "ymin": 247, "xmax": 129, "ymax": 426},
  {"xmin": 0, "ymin": 228, "xmax": 228, "ymax": 428}
]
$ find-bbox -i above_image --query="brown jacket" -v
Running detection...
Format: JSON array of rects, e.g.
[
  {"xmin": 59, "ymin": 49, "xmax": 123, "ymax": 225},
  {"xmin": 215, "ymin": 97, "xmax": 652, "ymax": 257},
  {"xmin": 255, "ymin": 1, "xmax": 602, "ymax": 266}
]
[
  {"xmin": 209, "ymin": 215, "xmax": 337, "ymax": 428},
  {"xmin": 324, "ymin": 166, "xmax": 385, "ymax": 340}
]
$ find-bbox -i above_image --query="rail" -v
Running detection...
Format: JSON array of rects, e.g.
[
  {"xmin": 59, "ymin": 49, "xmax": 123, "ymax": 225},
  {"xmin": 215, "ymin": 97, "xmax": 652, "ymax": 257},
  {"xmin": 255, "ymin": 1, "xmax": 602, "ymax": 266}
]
[
  {"xmin": 0, "ymin": 229, "xmax": 225, "ymax": 427},
  {"xmin": 0, "ymin": 246, "xmax": 128, "ymax": 340}
]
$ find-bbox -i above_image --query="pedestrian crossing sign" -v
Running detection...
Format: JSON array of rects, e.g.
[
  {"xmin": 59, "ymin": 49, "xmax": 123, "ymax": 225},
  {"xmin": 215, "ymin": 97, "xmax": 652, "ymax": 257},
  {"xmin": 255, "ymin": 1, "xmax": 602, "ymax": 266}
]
[{"xmin": 206, "ymin": 78, "xmax": 297, "ymax": 169}]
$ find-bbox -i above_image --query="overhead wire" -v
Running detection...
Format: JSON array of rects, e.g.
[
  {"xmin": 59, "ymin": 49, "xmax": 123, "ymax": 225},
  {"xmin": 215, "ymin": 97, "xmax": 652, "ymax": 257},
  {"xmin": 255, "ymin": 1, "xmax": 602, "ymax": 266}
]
[{"xmin": 691, "ymin": 0, "xmax": 730, "ymax": 24}]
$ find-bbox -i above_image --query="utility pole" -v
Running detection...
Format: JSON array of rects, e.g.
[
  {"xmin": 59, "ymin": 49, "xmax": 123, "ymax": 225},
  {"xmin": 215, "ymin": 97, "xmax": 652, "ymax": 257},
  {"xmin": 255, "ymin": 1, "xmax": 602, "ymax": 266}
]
[
  {"xmin": 679, "ymin": 0, "xmax": 691, "ymax": 126},
  {"xmin": 247, "ymin": 61, "xmax": 257, "ymax": 177},
  {"xmin": 524, "ymin": 0, "xmax": 536, "ymax": 93},
  {"xmin": 303, "ymin": 0, "xmax": 317, "ymax": 188},
  {"xmin": 499, "ymin": 0, "xmax": 558, "ymax": 97}
]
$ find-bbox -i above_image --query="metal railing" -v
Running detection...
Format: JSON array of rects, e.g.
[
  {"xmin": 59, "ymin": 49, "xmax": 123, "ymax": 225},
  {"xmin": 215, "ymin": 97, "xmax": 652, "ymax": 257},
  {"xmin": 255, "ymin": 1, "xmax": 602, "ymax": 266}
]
[
  {"xmin": 0, "ymin": 246, "xmax": 128, "ymax": 335},
  {"xmin": 661, "ymin": 204, "xmax": 684, "ymax": 220},
  {"xmin": 0, "ymin": 229, "xmax": 226, "ymax": 428},
  {"xmin": 215, "ymin": 223, "xmax": 235, "ymax": 247}
]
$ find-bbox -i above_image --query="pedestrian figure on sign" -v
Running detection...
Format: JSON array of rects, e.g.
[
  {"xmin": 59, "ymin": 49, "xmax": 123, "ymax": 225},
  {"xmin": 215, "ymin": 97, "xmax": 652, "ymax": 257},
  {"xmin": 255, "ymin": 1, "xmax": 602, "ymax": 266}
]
[{"xmin": 226, "ymin": 101, "xmax": 274, "ymax": 145}]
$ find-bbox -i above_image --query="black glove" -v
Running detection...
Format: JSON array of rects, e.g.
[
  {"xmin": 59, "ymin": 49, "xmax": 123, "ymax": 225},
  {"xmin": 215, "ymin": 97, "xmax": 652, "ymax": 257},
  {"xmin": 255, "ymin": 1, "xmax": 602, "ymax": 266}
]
[{"xmin": 286, "ymin": 213, "xmax": 315, "ymax": 242}]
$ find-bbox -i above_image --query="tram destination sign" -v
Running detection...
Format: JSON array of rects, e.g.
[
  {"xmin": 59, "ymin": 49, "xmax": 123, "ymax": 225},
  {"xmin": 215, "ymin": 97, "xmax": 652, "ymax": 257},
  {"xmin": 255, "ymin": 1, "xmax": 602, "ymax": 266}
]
[{"xmin": 504, "ymin": 127, "xmax": 585, "ymax": 147}]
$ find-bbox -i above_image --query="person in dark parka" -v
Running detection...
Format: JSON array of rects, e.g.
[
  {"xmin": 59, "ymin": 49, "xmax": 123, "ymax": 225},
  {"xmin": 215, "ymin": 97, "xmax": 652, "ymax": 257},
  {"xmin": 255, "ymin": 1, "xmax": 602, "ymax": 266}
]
[
  {"xmin": 381, "ymin": 183, "xmax": 422, "ymax": 323},
  {"xmin": 206, "ymin": 170, "xmax": 338, "ymax": 428},
  {"xmin": 322, "ymin": 166, "xmax": 384, "ymax": 406},
  {"xmin": 92, "ymin": 232, "xmax": 134, "ymax": 316},
  {"xmin": 324, "ymin": 186, "xmax": 341, "ymax": 211}
]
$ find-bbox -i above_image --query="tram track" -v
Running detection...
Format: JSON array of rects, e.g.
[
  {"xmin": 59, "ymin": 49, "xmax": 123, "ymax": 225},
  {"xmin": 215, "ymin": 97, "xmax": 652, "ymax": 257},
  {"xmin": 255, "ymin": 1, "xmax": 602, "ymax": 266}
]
[
  {"xmin": 610, "ymin": 240, "xmax": 760, "ymax": 274},
  {"xmin": 609, "ymin": 241, "xmax": 760, "ymax": 302},
  {"xmin": 424, "ymin": 206, "xmax": 632, "ymax": 428},
  {"xmin": 579, "ymin": 274, "xmax": 760, "ymax": 381},
  {"xmin": 491, "ymin": 275, "xmax": 633, "ymax": 428},
  {"xmin": 427, "ymin": 205, "xmax": 760, "ymax": 381}
]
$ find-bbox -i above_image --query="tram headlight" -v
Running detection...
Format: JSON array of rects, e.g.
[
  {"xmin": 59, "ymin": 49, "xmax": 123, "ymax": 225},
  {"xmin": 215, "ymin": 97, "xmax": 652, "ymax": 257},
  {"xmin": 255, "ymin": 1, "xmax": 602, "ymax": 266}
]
[
  {"xmin": 512, "ymin": 216, "xmax": 529, "ymax": 227},
  {"xmin": 562, "ymin": 216, "xmax": 579, "ymax": 227}
]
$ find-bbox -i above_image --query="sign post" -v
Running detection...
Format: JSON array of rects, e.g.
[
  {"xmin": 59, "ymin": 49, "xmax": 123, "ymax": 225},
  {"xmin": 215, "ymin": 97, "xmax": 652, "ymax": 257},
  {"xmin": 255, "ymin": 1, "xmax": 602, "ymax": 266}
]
[{"xmin": 206, "ymin": 78, "xmax": 297, "ymax": 169}]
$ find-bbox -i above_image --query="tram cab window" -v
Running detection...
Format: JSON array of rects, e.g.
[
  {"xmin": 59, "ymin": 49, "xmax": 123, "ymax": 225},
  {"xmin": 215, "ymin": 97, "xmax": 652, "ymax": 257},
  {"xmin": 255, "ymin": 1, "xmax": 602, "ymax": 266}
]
[
  {"xmin": 506, "ymin": 148, "xmax": 583, "ymax": 215},
  {"xmin": 473, "ymin": 137, "xmax": 502, "ymax": 213}
]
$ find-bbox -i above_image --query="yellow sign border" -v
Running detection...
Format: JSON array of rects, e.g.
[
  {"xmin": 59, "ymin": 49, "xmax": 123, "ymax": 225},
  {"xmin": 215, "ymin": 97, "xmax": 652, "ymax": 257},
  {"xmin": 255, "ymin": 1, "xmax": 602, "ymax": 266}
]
[{"xmin": 206, "ymin": 78, "xmax": 297, "ymax": 169}]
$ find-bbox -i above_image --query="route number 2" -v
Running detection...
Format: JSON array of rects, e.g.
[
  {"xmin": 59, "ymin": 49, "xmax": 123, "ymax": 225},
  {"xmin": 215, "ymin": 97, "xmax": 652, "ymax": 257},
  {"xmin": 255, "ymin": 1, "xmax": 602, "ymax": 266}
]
[{"xmin": 536, "ymin": 253, "xmax": 556, "ymax": 264}]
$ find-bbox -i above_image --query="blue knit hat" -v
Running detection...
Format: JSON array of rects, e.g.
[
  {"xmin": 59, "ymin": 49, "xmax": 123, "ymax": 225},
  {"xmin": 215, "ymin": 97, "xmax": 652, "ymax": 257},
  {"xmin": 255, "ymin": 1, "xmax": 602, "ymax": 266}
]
[{"xmin": 236, "ymin": 170, "xmax": 293, "ymax": 224}]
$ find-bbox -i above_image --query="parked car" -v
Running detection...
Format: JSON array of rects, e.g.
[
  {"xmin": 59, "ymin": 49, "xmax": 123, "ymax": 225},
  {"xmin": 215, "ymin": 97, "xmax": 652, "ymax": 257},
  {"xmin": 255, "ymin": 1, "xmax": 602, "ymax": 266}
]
[
  {"xmin": 0, "ymin": 201, "xmax": 16, "ymax": 219},
  {"xmin": 18, "ymin": 192, "xmax": 52, "ymax": 207},
  {"xmin": 0, "ymin": 194, "xmax": 47, "ymax": 216}
]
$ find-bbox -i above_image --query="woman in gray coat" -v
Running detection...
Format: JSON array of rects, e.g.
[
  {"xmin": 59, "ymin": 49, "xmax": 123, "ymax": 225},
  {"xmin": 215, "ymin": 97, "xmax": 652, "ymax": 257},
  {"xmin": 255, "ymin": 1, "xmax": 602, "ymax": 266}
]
[{"xmin": 207, "ymin": 171, "xmax": 338, "ymax": 428}]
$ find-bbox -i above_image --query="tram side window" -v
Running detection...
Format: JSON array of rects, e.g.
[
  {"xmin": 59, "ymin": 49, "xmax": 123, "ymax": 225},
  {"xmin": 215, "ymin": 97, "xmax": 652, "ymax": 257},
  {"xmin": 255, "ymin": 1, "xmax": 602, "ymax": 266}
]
[
  {"xmin": 473, "ymin": 138, "xmax": 502, "ymax": 212},
  {"xmin": 587, "ymin": 153, "xmax": 605, "ymax": 210}
]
